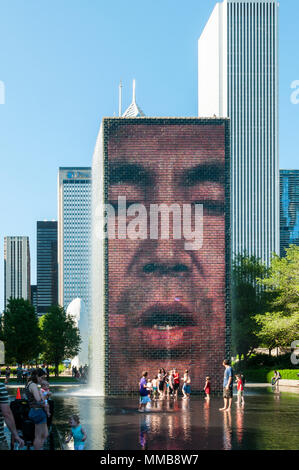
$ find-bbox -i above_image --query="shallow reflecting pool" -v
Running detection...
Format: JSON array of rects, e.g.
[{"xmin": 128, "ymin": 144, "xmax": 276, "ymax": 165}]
[
  {"xmin": 45, "ymin": 386, "xmax": 299, "ymax": 450},
  {"xmin": 6, "ymin": 385, "xmax": 299, "ymax": 450}
]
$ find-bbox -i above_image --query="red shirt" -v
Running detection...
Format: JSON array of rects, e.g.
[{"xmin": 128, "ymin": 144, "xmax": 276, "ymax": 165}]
[
  {"xmin": 173, "ymin": 373, "xmax": 180, "ymax": 384},
  {"xmin": 237, "ymin": 378, "xmax": 243, "ymax": 391}
]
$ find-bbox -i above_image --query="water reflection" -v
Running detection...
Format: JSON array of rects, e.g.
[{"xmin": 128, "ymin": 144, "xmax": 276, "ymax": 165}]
[
  {"xmin": 139, "ymin": 414, "xmax": 150, "ymax": 450},
  {"xmin": 222, "ymin": 410, "xmax": 232, "ymax": 450},
  {"xmin": 18, "ymin": 387, "xmax": 299, "ymax": 450},
  {"xmin": 235, "ymin": 406, "xmax": 244, "ymax": 446}
]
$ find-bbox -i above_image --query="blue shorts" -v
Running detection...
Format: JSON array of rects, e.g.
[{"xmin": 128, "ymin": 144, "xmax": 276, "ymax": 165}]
[
  {"xmin": 140, "ymin": 396, "xmax": 151, "ymax": 405},
  {"xmin": 29, "ymin": 408, "xmax": 47, "ymax": 424},
  {"xmin": 183, "ymin": 384, "xmax": 191, "ymax": 394}
]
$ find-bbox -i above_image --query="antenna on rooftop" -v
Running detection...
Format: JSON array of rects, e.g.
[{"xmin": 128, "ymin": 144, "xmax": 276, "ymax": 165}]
[
  {"xmin": 132, "ymin": 79, "xmax": 136, "ymax": 104},
  {"xmin": 118, "ymin": 80, "xmax": 123, "ymax": 117}
]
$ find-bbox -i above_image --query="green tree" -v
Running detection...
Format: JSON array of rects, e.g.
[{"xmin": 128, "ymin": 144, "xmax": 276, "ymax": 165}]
[
  {"xmin": 255, "ymin": 245, "xmax": 299, "ymax": 353},
  {"xmin": 40, "ymin": 305, "xmax": 81, "ymax": 376},
  {"xmin": 2, "ymin": 298, "xmax": 41, "ymax": 364},
  {"xmin": 255, "ymin": 311, "xmax": 299, "ymax": 353},
  {"xmin": 231, "ymin": 253, "xmax": 269, "ymax": 359}
]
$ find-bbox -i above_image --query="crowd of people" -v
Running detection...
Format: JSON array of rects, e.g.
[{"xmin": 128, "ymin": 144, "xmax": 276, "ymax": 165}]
[
  {"xmin": 139, "ymin": 368, "xmax": 191, "ymax": 411},
  {"xmin": 0, "ymin": 366, "xmax": 87, "ymax": 451},
  {"xmin": 139, "ymin": 360, "xmax": 247, "ymax": 412},
  {"xmin": 71, "ymin": 365, "xmax": 88, "ymax": 382},
  {"xmin": 0, "ymin": 359, "xmax": 276, "ymax": 451},
  {"xmin": 0, "ymin": 364, "xmax": 50, "ymax": 385},
  {"xmin": 0, "ymin": 367, "xmax": 51, "ymax": 450}
]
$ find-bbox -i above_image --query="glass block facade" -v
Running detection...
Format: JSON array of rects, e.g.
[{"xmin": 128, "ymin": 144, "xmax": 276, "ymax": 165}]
[
  {"xmin": 36, "ymin": 221, "xmax": 58, "ymax": 315},
  {"xmin": 280, "ymin": 170, "xmax": 299, "ymax": 257},
  {"xmin": 58, "ymin": 168, "xmax": 91, "ymax": 312},
  {"xmin": 96, "ymin": 118, "xmax": 231, "ymax": 394}
]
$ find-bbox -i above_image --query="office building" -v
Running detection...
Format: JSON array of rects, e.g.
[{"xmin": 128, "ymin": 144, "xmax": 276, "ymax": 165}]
[
  {"xmin": 198, "ymin": 0, "xmax": 279, "ymax": 265},
  {"xmin": 280, "ymin": 170, "xmax": 299, "ymax": 256},
  {"xmin": 36, "ymin": 221, "xmax": 58, "ymax": 314},
  {"xmin": 57, "ymin": 168, "xmax": 91, "ymax": 311},
  {"xmin": 31, "ymin": 284, "xmax": 37, "ymax": 312},
  {"xmin": 4, "ymin": 236, "xmax": 31, "ymax": 308}
]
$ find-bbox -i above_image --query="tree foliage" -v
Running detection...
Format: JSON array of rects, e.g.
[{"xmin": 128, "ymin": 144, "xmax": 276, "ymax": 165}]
[
  {"xmin": 255, "ymin": 245, "xmax": 299, "ymax": 351},
  {"xmin": 231, "ymin": 253, "xmax": 269, "ymax": 358},
  {"xmin": 2, "ymin": 298, "xmax": 41, "ymax": 364},
  {"xmin": 255, "ymin": 311, "xmax": 299, "ymax": 351},
  {"xmin": 40, "ymin": 305, "xmax": 81, "ymax": 376}
]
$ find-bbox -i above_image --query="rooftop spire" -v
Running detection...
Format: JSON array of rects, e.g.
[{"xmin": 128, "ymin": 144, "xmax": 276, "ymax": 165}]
[{"xmin": 122, "ymin": 79, "xmax": 145, "ymax": 118}]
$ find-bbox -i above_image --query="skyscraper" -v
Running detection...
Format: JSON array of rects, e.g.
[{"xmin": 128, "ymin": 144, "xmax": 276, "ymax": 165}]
[
  {"xmin": 198, "ymin": 0, "xmax": 279, "ymax": 265},
  {"xmin": 280, "ymin": 170, "xmax": 299, "ymax": 257},
  {"xmin": 4, "ymin": 236, "xmax": 31, "ymax": 308},
  {"xmin": 57, "ymin": 168, "xmax": 91, "ymax": 311},
  {"xmin": 31, "ymin": 284, "xmax": 37, "ymax": 312},
  {"xmin": 36, "ymin": 221, "xmax": 58, "ymax": 315}
]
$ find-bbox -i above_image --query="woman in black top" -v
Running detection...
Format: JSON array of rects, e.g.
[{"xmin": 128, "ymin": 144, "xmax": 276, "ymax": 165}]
[{"xmin": 25, "ymin": 368, "xmax": 49, "ymax": 450}]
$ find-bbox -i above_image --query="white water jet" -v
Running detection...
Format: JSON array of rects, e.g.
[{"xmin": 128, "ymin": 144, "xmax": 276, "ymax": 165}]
[
  {"xmin": 67, "ymin": 298, "xmax": 89, "ymax": 368},
  {"xmin": 89, "ymin": 123, "xmax": 106, "ymax": 396}
]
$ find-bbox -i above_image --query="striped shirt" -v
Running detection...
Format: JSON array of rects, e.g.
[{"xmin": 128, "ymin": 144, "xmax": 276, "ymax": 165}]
[{"xmin": 0, "ymin": 383, "xmax": 9, "ymax": 441}]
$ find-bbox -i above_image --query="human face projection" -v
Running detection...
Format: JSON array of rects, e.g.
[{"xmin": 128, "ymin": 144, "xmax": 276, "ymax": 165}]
[{"xmin": 104, "ymin": 119, "xmax": 229, "ymax": 393}]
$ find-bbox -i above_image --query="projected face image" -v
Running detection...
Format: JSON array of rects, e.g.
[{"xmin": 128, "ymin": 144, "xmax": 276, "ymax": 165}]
[{"xmin": 106, "ymin": 121, "xmax": 228, "ymax": 393}]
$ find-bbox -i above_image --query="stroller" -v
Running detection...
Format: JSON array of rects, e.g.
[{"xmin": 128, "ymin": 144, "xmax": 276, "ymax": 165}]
[{"xmin": 10, "ymin": 398, "xmax": 54, "ymax": 450}]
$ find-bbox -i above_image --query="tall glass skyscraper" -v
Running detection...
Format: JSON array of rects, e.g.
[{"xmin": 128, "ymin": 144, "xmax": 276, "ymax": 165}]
[
  {"xmin": 58, "ymin": 168, "xmax": 91, "ymax": 311},
  {"xmin": 280, "ymin": 170, "xmax": 299, "ymax": 257},
  {"xmin": 31, "ymin": 284, "xmax": 38, "ymax": 312},
  {"xmin": 198, "ymin": 0, "xmax": 279, "ymax": 265},
  {"xmin": 36, "ymin": 221, "xmax": 58, "ymax": 315},
  {"xmin": 4, "ymin": 236, "xmax": 31, "ymax": 308}
]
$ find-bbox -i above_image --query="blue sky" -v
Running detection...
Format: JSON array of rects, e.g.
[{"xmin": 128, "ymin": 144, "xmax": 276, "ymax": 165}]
[{"xmin": 0, "ymin": 0, "xmax": 298, "ymax": 309}]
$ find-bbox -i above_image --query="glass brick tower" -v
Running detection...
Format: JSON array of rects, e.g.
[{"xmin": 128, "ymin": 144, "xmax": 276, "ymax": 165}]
[
  {"xmin": 58, "ymin": 168, "xmax": 91, "ymax": 311},
  {"xmin": 198, "ymin": 0, "xmax": 279, "ymax": 265}
]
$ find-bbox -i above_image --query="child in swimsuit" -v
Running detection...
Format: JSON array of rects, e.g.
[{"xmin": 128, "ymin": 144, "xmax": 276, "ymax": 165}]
[
  {"xmin": 66, "ymin": 415, "xmax": 87, "ymax": 450},
  {"xmin": 152, "ymin": 376, "xmax": 158, "ymax": 401},
  {"xmin": 204, "ymin": 376, "xmax": 211, "ymax": 400}
]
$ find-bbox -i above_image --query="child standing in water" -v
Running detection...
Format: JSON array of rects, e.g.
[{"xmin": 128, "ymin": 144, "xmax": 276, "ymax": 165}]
[
  {"xmin": 139, "ymin": 371, "xmax": 151, "ymax": 411},
  {"xmin": 173, "ymin": 369, "xmax": 180, "ymax": 400},
  {"xmin": 152, "ymin": 376, "xmax": 158, "ymax": 401},
  {"xmin": 204, "ymin": 376, "xmax": 211, "ymax": 401},
  {"xmin": 147, "ymin": 378, "xmax": 153, "ymax": 399},
  {"xmin": 182, "ymin": 370, "xmax": 191, "ymax": 399},
  {"xmin": 236, "ymin": 374, "xmax": 245, "ymax": 406},
  {"xmin": 168, "ymin": 370, "xmax": 174, "ymax": 399},
  {"xmin": 66, "ymin": 415, "xmax": 87, "ymax": 450}
]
